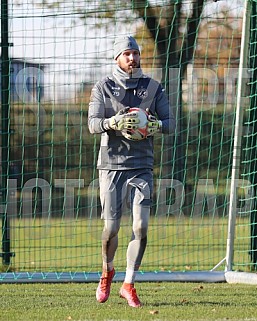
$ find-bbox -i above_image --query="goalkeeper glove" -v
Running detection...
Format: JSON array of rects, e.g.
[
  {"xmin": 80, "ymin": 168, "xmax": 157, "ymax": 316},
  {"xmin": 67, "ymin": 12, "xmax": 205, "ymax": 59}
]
[
  {"xmin": 103, "ymin": 107, "xmax": 140, "ymax": 131},
  {"xmin": 146, "ymin": 109, "xmax": 162, "ymax": 137}
]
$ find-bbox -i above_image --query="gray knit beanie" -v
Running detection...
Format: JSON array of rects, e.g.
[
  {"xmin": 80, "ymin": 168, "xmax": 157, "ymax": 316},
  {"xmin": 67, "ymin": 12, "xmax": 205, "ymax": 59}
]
[{"xmin": 113, "ymin": 36, "xmax": 140, "ymax": 60}]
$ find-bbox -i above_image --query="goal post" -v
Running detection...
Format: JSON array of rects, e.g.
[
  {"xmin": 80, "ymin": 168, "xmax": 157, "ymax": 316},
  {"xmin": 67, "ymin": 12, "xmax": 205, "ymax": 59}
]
[
  {"xmin": 1, "ymin": 0, "xmax": 256, "ymax": 283},
  {"xmin": 225, "ymin": 0, "xmax": 252, "ymax": 273}
]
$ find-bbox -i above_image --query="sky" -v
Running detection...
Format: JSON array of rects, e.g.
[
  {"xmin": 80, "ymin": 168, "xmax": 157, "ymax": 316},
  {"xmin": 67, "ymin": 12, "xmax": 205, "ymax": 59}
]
[
  {"xmin": 9, "ymin": 0, "xmax": 245, "ymax": 62},
  {"xmin": 7, "ymin": 0, "xmax": 245, "ymax": 101}
]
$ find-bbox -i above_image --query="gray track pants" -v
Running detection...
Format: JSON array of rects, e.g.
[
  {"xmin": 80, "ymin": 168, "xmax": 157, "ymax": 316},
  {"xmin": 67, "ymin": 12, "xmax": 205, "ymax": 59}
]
[{"xmin": 99, "ymin": 168, "xmax": 153, "ymax": 272}]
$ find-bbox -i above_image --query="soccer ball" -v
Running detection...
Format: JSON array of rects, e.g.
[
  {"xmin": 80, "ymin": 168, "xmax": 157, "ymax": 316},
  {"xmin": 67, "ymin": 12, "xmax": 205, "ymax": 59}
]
[{"xmin": 121, "ymin": 107, "xmax": 149, "ymax": 141}]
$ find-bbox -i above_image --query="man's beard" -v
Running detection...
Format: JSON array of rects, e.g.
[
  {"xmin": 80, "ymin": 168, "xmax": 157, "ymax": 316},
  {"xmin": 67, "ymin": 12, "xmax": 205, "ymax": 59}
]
[{"xmin": 127, "ymin": 63, "xmax": 141, "ymax": 75}]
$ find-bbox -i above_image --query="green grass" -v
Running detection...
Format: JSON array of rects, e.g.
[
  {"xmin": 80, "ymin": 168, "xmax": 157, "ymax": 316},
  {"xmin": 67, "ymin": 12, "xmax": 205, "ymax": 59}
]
[
  {"xmin": 1, "ymin": 282, "xmax": 257, "ymax": 321},
  {"xmin": 0, "ymin": 216, "xmax": 253, "ymax": 273}
]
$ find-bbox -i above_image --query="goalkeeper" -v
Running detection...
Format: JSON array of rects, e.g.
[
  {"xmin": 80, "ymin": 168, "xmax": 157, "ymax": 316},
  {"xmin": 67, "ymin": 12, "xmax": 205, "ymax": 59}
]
[{"xmin": 88, "ymin": 35, "xmax": 175, "ymax": 308}]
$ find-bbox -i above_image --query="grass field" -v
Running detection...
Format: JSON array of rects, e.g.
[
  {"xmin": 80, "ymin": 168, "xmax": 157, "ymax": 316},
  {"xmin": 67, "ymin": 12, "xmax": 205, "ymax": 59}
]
[
  {"xmin": 1, "ymin": 216, "xmax": 256, "ymax": 321},
  {"xmin": 0, "ymin": 215, "xmax": 253, "ymax": 273},
  {"xmin": 1, "ymin": 216, "xmax": 240, "ymax": 272},
  {"xmin": 1, "ymin": 282, "xmax": 257, "ymax": 321}
]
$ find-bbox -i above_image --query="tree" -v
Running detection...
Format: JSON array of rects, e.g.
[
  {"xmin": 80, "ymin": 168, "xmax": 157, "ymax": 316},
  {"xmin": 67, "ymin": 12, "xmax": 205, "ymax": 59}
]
[
  {"xmin": 14, "ymin": 0, "xmax": 208, "ymax": 75},
  {"xmin": 133, "ymin": 0, "xmax": 205, "ymax": 75}
]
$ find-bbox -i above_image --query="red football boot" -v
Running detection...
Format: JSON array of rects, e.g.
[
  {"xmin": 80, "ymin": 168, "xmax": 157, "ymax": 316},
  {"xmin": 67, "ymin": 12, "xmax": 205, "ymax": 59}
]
[
  {"xmin": 96, "ymin": 269, "xmax": 115, "ymax": 303},
  {"xmin": 119, "ymin": 283, "xmax": 142, "ymax": 308}
]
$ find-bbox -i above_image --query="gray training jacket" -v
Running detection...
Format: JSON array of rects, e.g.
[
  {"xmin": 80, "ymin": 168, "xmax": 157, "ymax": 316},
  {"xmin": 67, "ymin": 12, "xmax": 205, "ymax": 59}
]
[{"xmin": 88, "ymin": 70, "xmax": 176, "ymax": 170}]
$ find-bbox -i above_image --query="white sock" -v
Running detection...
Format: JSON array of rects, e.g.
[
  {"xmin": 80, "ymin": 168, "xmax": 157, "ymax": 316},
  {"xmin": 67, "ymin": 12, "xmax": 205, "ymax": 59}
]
[{"xmin": 124, "ymin": 268, "xmax": 136, "ymax": 284}]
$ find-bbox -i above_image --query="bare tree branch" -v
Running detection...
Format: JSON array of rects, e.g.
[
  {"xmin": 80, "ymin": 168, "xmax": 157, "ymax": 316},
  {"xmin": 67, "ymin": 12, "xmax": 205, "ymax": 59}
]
[
  {"xmin": 180, "ymin": 0, "xmax": 205, "ymax": 75},
  {"xmin": 133, "ymin": 0, "xmax": 204, "ymax": 73}
]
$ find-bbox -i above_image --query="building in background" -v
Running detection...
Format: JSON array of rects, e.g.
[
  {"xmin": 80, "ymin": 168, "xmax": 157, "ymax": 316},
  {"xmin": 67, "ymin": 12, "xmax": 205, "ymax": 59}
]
[{"xmin": 0, "ymin": 58, "xmax": 45, "ymax": 103}]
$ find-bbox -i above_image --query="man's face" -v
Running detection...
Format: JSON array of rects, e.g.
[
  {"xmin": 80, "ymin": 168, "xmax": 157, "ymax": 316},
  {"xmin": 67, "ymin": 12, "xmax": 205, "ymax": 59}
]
[{"xmin": 116, "ymin": 49, "xmax": 140, "ymax": 74}]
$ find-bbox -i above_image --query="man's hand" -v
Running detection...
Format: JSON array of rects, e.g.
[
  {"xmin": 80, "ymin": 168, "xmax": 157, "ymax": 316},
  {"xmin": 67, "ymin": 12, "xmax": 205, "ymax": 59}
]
[
  {"xmin": 105, "ymin": 107, "xmax": 140, "ymax": 131},
  {"xmin": 146, "ymin": 109, "xmax": 162, "ymax": 137}
]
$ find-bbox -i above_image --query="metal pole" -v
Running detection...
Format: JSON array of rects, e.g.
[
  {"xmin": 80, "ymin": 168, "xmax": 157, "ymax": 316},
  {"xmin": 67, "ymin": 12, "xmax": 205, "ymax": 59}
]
[
  {"xmin": 1, "ymin": 0, "xmax": 13, "ymax": 265},
  {"xmin": 225, "ymin": 0, "xmax": 251, "ymax": 272}
]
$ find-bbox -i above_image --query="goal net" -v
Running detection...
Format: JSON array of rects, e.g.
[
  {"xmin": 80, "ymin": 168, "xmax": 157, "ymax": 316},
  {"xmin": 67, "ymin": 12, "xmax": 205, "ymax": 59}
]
[{"xmin": 0, "ymin": 0, "xmax": 255, "ymax": 283}]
